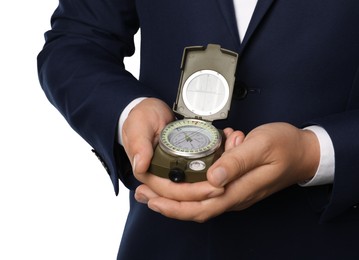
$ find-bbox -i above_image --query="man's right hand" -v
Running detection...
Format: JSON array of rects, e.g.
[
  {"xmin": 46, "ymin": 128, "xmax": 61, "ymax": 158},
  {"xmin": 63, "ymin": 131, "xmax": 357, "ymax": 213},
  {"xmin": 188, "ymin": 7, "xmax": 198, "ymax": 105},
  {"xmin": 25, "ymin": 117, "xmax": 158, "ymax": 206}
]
[
  {"xmin": 122, "ymin": 98, "xmax": 174, "ymax": 174},
  {"xmin": 121, "ymin": 97, "xmax": 224, "ymax": 203}
]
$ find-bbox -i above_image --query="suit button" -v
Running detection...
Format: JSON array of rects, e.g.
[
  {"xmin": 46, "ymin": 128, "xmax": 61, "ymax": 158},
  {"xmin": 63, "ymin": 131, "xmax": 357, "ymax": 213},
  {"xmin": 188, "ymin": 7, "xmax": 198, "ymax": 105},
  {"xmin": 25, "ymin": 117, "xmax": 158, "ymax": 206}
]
[{"xmin": 233, "ymin": 81, "xmax": 248, "ymax": 100}]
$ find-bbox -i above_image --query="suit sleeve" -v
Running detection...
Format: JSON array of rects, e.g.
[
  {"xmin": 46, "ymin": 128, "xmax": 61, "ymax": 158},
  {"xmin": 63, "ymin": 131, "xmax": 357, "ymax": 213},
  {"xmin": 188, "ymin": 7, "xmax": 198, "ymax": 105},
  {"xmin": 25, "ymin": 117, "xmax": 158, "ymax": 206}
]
[
  {"xmin": 308, "ymin": 69, "xmax": 359, "ymax": 222},
  {"xmin": 315, "ymin": 113, "xmax": 359, "ymax": 222},
  {"xmin": 37, "ymin": 0, "xmax": 153, "ymax": 194}
]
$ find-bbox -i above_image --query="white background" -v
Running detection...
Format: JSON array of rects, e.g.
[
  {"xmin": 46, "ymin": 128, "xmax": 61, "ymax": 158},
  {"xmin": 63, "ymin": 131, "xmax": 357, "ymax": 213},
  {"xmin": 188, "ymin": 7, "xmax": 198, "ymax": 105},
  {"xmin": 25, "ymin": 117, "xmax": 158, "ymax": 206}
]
[{"xmin": 0, "ymin": 1, "xmax": 139, "ymax": 259}]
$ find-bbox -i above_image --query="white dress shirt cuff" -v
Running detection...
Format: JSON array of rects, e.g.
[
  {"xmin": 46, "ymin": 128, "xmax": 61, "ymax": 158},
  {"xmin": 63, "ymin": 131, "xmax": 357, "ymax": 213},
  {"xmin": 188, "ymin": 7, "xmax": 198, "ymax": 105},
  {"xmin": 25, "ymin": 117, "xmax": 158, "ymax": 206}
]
[
  {"xmin": 118, "ymin": 97, "xmax": 148, "ymax": 145},
  {"xmin": 299, "ymin": 125, "xmax": 335, "ymax": 187}
]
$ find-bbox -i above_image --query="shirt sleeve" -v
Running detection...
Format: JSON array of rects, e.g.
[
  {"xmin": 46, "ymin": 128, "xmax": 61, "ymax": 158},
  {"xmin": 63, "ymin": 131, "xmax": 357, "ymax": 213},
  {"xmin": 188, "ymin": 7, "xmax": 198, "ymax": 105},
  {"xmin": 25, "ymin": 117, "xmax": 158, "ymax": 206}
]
[
  {"xmin": 118, "ymin": 97, "xmax": 148, "ymax": 145},
  {"xmin": 299, "ymin": 125, "xmax": 335, "ymax": 187}
]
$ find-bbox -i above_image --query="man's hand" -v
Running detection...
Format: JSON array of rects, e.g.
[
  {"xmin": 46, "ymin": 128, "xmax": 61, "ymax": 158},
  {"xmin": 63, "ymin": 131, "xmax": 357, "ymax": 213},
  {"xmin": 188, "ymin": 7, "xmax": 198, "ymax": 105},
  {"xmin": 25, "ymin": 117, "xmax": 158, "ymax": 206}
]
[
  {"xmin": 135, "ymin": 122, "xmax": 320, "ymax": 222},
  {"xmin": 122, "ymin": 98, "xmax": 225, "ymax": 202},
  {"xmin": 122, "ymin": 98, "xmax": 174, "ymax": 173}
]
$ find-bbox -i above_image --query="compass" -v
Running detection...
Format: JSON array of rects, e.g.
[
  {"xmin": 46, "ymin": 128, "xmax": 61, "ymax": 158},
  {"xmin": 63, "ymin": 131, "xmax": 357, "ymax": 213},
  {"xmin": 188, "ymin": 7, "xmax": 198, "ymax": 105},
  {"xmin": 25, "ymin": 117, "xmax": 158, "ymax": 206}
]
[{"xmin": 149, "ymin": 44, "xmax": 238, "ymax": 183}]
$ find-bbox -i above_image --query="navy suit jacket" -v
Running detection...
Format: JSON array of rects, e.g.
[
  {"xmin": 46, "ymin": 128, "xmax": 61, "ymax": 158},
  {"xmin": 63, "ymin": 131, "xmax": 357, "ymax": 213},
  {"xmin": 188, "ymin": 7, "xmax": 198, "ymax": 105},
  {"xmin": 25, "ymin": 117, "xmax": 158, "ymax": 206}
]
[{"xmin": 38, "ymin": 0, "xmax": 359, "ymax": 258}]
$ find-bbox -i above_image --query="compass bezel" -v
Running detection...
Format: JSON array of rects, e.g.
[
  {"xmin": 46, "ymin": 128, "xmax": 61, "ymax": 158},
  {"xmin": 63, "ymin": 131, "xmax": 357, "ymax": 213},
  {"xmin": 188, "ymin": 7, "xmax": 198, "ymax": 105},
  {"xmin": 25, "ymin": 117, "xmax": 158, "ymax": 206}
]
[{"xmin": 159, "ymin": 119, "xmax": 222, "ymax": 159}]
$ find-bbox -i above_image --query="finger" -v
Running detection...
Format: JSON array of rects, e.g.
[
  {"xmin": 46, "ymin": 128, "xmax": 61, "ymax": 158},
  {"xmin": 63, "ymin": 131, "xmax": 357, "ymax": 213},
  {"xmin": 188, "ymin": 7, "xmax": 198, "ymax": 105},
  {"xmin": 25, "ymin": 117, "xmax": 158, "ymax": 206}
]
[
  {"xmin": 223, "ymin": 127, "xmax": 234, "ymax": 137},
  {"xmin": 146, "ymin": 170, "xmax": 272, "ymax": 222},
  {"xmin": 146, "ymin": 183, "xmax": 243, "ymax": 222},
  {"xmin": 134, "ymin": 184, "xmax": 159, "ymax": 204},
  {"xmin": 147, "ymin": 196, "xmax": 229, "ymax": 223},
  {"xmin": 207, "ymin": 138, "xmax": 269, "ymax": 187},
  {"xmin": 135, "ymin": 173, "xmax": 224, "ymax": 201},
  {"xmin": 122, "ymin": 122, "xmax": 155, "ymax": 175},
  {"xmin": 224, "ymin": 130, "xmax": 245, "ymax": 151},
  {"xmin": 147, "ymin": 167, "xmax": 283, "ymax": 223},
  {"xmin": 122, "ymin": 98, "xmax": 174, "ymax": 175}
]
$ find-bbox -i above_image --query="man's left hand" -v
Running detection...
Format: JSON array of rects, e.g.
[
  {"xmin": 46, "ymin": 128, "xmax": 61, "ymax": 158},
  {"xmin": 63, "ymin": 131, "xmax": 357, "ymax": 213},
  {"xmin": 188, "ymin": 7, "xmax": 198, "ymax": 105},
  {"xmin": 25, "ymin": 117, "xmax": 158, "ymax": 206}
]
[{"xmin": 135, "ymin": 122, "xmax": 320, "ymax": 222}]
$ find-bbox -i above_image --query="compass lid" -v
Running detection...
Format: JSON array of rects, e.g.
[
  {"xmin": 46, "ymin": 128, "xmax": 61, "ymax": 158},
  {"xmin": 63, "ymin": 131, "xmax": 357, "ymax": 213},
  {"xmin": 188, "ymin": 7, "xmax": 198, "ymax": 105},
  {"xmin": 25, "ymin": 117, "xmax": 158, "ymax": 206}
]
[{"xmin": 173, "ymin": 44, "xmax": 238, "ymax": 122}]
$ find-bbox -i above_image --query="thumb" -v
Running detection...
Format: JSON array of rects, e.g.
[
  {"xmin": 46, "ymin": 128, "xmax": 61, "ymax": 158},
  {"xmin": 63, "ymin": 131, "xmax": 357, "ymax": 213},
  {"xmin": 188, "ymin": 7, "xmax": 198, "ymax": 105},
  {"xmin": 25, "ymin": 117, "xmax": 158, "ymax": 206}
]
[
  {"xmin": 122, "ymin": 118, "xmax": 157, "ymax": 176},
  {"xmin": 207, "ymin": 138, "xmax": 266, "ymax": 187},
  {"xmin": 122, "ymin": 98, "xmax": 174, "ymax": 176},
  {"xmin": 130, "ymin": 138, "xmax": 155, "ymax": 176}
]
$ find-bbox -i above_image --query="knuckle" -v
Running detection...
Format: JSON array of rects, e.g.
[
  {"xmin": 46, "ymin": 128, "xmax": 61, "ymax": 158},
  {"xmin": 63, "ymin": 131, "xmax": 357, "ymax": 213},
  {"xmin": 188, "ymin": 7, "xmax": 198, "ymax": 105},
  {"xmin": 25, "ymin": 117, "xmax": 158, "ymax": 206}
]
[
  {"xmin": 224, "ymin": 151, "xmax": 246, "ymax": 176},
  {"xmin": 256, "ymin": 134, "xmax": 272, "ymax": 151},
  {"xmin": 133, "ymin": 170, "xmax": 140, "ymax": 180},
  {"xmin": 193, "ymin": 214, "xmax": 210, "ymax": 223},
  {"xmin": 192, "ymin": 207, "xmax": 214, "ymax": 223}
]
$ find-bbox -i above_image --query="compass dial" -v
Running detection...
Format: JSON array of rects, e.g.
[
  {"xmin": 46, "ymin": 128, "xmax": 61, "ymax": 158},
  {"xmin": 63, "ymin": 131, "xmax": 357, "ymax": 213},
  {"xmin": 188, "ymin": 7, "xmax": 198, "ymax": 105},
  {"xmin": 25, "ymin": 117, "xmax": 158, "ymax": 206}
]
[{"xmin": 159, "ymin": 119, "xmax": 221, "ymax": 158}]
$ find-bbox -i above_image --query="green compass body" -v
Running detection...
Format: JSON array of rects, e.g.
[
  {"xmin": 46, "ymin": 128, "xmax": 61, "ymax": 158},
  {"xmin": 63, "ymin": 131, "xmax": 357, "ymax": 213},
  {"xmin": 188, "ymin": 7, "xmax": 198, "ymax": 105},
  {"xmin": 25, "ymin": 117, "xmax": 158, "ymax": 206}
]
[{"xmin": 149, "ymin": 44, "xmax": 238, "ymax": 183}]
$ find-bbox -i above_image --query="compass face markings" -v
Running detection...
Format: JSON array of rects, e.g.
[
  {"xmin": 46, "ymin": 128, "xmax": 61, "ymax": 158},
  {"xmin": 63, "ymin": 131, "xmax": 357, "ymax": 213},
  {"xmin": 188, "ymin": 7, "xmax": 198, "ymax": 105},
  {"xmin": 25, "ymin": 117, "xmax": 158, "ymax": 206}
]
[
  {"xmin": 160, "ymin": 119, "xmax": 221, "ymax": 158},
  {"xmin": 170, "ymin": 128, "xmax": 210, "ymax": 150}
]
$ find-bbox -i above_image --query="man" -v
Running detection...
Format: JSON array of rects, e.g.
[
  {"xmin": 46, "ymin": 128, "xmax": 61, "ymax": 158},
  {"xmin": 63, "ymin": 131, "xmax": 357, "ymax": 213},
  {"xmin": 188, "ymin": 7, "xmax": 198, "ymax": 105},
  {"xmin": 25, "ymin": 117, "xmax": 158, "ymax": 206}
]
[{"xmin": 38, "ymin": 0, "xmax": 359, "ymax": 259}]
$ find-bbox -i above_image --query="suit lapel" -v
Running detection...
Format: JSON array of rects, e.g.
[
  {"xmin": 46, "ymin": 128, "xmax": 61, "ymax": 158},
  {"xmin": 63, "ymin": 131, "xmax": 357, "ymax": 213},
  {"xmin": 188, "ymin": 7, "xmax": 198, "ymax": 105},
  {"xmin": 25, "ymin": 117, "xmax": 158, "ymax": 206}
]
[
  {"xmin": 240, "ymin": 0, "xmax": 276, "ymax": 50},
  {"xmin": 216, "ymin": 0, "xmax": 276, "ymax": 52},
  {"xmin": 216, "ymin": 0, "xmax": 241, "ymax": 48}
]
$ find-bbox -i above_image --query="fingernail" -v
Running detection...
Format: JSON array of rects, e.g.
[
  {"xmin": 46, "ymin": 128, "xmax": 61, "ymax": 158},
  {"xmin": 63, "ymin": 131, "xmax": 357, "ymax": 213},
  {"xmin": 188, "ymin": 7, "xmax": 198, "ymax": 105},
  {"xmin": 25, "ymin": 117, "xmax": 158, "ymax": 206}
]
[
  {"xmin": 136, "ymin": 193, "xmax": 149, "ymax": 204},
  {"xmin": 208, "ymin": 188, "xmax": 225, "ymax": 198},
  {"xmin": 132, "ymin": 154, "xmax": 140, "ymax": 173},
  {"xmin": 211, "ymin": 167, "xmax": 227, "ymax": 187},
  {"xmin": 148, "ymin": 202, "xmax": 161, "ymax": 213},
  {"xmin": 235, "ymin": 136, "xmax": 242, "ymax": 146}
]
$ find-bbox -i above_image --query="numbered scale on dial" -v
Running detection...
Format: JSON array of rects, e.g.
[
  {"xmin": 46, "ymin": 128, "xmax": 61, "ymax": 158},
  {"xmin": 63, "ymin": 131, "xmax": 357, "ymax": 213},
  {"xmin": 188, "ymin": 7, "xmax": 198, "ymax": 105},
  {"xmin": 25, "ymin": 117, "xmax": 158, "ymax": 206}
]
[
  {"xmin": 149, "ymin": 44, "xmax": 238, "ymax": 183},
  {"xmin": 160, "ymin": 119, "xmax": 221, "ymax": 159}
]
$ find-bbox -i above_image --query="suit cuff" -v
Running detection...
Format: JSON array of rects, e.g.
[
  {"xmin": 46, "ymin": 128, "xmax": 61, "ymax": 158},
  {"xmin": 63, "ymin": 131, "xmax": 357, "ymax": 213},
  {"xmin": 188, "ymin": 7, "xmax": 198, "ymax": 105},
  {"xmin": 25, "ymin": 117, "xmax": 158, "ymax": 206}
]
[
  {"xmin": 299, "ymin": 125, "xmax": 335, "ymax": 187},
  {"xmin": 118, "ymin": 97, "xmax": 148, "ymax": 145}
]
